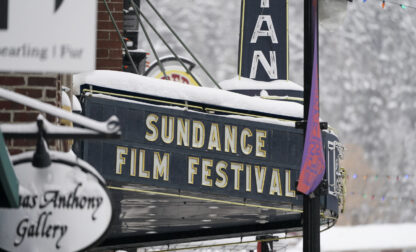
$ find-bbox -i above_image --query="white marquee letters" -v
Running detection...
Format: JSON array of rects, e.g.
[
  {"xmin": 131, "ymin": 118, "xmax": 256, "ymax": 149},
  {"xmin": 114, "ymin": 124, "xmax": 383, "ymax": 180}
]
[
  {"xmin": 249, "ymin": 1, "xmax": 279, "ymax": 80},
  {"xmin": 250, "ymin": 15, "xmax": 278, "ymax": 44},
  {"xmin": 250, "ymin": 51, "xmax": 277, "ymax": 79}
]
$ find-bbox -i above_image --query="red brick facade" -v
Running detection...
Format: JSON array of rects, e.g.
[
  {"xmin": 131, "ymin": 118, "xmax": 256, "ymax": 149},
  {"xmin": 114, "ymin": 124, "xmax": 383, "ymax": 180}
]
[
  {"xmin": 96, "ymin": 0, "xmax": 124, "ymax": 71},
  {"xmin": 0, "ymin": 74, "xmax": 61, "ymax": 154}
]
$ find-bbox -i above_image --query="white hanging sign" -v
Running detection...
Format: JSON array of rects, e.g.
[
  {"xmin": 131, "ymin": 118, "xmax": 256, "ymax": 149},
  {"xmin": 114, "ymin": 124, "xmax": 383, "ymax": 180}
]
[
  {"xmin": 0, "ymin": 0, "xmax": 97, "ymax": 73},
  {"xmin": 0, "ymin": 151, "xmax": 112, "ymax": 252}
]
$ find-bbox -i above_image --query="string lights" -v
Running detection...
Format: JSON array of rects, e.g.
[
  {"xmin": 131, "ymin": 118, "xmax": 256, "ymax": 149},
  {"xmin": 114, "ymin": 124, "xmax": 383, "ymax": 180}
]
[
  {"xmin": 345, "ymin": 172, "xmax": 415, "ymax": 203},
  {"xmin": 348, "ymin": 192, "xmax": 416, "ymax": 204},
  {"xmin": 346, "ymin": 173, "xmax": 412, "ymax": 181},
  {"xmin": 362, "ymin": 0, "xmax": 416, "ymax": 10},
  {"xmin": 341, "ymin": 0, "xmax": 416, "ymax": 207}
]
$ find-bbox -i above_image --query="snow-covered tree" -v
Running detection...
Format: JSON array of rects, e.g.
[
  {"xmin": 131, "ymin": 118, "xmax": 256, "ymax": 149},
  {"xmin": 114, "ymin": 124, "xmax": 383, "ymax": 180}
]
[{"xmin": 140, "ymin": 0, "xmax": 416, "ymax": 224}]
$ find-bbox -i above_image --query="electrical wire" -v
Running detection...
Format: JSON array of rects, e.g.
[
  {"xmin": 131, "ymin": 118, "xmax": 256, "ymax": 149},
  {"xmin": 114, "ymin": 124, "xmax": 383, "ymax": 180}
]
[{"xmin": 130, "ymin": 0, "xmax": 168, "ymax": 79}]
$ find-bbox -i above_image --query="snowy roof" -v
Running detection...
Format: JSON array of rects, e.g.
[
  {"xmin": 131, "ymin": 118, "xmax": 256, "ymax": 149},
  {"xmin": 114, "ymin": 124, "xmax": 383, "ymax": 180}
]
[
  {"xmin": 219, "ymin": 76, "xmax": 304, "ymax": 91},
  {"xmin": 73, "ymin": 70, "xmax": 303, "ymax": 121}
]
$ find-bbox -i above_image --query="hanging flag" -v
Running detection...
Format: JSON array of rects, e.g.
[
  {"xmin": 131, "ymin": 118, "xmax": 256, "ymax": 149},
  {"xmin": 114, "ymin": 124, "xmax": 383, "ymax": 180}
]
[{"xmin": 297, "ymin": 0, "xmax": 326, "ymax": 195}]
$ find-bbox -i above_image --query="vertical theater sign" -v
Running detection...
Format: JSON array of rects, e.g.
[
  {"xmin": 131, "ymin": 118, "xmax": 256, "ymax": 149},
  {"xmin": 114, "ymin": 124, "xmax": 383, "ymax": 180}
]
[{"xmin": 239, "ymin": 0, "xmax": 288, "ymax": 81}]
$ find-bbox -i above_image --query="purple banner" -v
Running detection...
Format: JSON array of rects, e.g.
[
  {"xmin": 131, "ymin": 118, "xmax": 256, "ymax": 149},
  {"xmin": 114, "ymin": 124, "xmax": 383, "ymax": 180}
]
[{"xmin": 297, "ymin": 0, "xmax": 325, "ymax": 195}]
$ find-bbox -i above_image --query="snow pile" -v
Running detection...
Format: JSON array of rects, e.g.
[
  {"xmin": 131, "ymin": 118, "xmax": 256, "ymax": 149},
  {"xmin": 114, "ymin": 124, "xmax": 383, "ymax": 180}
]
[
  {"xmin": 219, "ymin": 76, "xmax": 303, "ymax": 91},
  {"xmin": 73, "ymin": 70, "xmax": 303, "ymax": 120},
  {"xmin": 321, "ymin": 223, "xmax": 416, "ymax": 251},
  {"xmin": 286, "ymin": 223, "xmax": 416, "ymax": 251}
]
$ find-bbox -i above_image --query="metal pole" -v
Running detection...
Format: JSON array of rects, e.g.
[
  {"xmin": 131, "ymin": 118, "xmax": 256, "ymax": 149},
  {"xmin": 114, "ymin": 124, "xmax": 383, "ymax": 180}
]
[
  {"xmin": 303, "ymin": 194, "xmax": 320, "ymax": 251},
  {"xmin": 102, "ymin": 0, "xmax": 139, "ymax": 74},
  {"xmin": 0, "ymin": 87, "xmax": 120, "ymax": 135},
  {"xmin": 303, "ymin": 0, "xmax": 321, "ymax": 251},
  {"xmin": 130, "ymin": 0, "xmax": 168, "ymax": 79},
  {"xmin": 131, "ymin": 2, "xmax": 203, "ymax": 87}
]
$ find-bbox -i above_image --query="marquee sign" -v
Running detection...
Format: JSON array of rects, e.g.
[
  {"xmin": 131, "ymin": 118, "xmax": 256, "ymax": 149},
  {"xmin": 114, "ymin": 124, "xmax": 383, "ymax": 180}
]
[
  {"xmin": 80, "ymin": 94, "xmax": 343, "ymax": 207},
  {"xmin": 83, "ymin": 97, "xmax": 304, "ymax": 204},
  {"xmin": 0, "ymin": 151, "xmax": 112, "ymax": 252},
  {"xmin": 238, "ymin": 0, "xmax": 288, "ymax": 81},
  {"xmin": 78, "ymin": 93, "xmax": 342, "ymax": 248}
]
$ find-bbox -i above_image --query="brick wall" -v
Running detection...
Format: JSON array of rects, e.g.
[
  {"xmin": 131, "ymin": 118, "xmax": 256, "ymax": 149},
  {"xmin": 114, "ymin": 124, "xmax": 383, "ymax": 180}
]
[
  {"xmin": 0, "ymin": 74, "xmax": 61, "ymax": 155},
  {"xmin": 96, "ymin": 0, "xmax": 124, "ymax": 71}
]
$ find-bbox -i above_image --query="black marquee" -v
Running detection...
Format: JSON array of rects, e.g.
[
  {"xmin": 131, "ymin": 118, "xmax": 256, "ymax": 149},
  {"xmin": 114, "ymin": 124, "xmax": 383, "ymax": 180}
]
[{"xmin": 79, "ymin": 94, "xmax": 342, "ymax": 248}]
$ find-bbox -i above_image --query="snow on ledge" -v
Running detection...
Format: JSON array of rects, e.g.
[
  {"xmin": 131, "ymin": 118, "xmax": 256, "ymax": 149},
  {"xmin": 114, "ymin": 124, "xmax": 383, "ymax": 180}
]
[
  {"xmin": 73, "ymin": 70, "xmax": 303, "ymax": 120},
  {"xmin": 219, "ymin": 76, "xmax": 303, "ymax": 91}
]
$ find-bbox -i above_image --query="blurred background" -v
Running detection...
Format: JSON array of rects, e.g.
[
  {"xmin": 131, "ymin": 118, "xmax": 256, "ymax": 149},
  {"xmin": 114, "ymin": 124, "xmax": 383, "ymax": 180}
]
[{"xmin": 139, "ymin": 0, "xmax": 416, "ymax": 227}]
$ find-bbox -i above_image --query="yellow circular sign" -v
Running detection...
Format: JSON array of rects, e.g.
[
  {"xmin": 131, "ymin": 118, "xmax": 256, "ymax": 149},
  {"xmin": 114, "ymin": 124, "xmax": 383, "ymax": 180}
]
[{"xmin": 155, "ymin": 70, "xmax": 200, "ymax": 86}]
